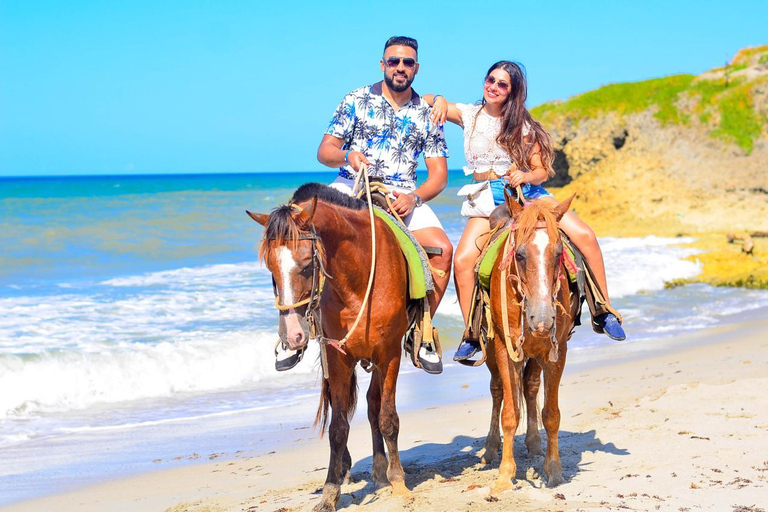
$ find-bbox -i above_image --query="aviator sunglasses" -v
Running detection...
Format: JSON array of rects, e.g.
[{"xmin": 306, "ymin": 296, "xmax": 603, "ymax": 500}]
[
  {"xmin": 385, "ymin": 57, "xmax": 417, "ymax": 69},
  {"xmin": 485, "ymin": 75, "xmax": 510, "ymax": 92}
]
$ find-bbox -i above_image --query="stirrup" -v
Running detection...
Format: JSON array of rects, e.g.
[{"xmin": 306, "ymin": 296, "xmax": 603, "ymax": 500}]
[
  {"xmin": 274, "ymin": 339, "xmax": 305, "ymax": 371},
  {"xmin": 404, "ymin": 326, "xmax": 443, "ymax": 374},
  {"xmin": 454, "ymin": 329, "xmax": 487, "ymax": 367}
]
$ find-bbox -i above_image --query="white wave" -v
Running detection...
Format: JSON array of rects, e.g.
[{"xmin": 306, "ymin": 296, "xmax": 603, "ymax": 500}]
[
  {"xmin": 0, "ymin": 330, "xmax": 321, "ymax": 419},
  {"xmin": 0, "ymin": 279, "xmax": 276, "ymax": 354},
  {"xmin": 435, "ymin": 289, "xmax": 462, "ymax": 319},
  {"xmin": 434, "ymin": 236, "xmax": 702, "ymax": 320},
  {"xmin": 101, "ymin": 261, "xmax": 267, "ymax": 287},
  {"xmin": 600, "ymin": 236, "xmax": 701, "ymax": 298}
]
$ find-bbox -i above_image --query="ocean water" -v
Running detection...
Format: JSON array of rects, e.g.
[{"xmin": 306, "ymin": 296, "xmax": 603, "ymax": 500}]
[{"xmin": 2, "ymin": 171, "xmax": 768, "ymax": 504}]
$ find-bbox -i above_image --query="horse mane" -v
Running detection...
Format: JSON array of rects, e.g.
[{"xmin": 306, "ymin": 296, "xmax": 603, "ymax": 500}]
[
  {"xmin": 259, "ymin": 183, "xmax": 361, "ymax": 262},
  {"xmin": 514, "ymin": 200, "xmax": 560, "ymax": 247},
  {"xmin": 259, "ymin": 204, "xmax": 301, "ymax": 261},
  {"xmin": 291, "ymin": 182, "xmax": 366, "ymax": 210}
]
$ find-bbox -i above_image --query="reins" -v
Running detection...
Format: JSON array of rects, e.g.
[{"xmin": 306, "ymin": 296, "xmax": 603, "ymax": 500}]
[
  {"xmin": 497, "ymin": 186, "xmax": 565, "ymax": 363},
  {"xmin": 268, "ymin": 166, "xmax": 380, "ymax": 378}
]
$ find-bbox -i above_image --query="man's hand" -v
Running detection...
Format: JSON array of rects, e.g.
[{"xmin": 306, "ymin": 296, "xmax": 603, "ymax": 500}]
[
  {"xmin": 391, "ymin": 190, "xmax": 418, "ymax": 216},
  {"xmin": 347, "ymin": 151, "xmax": 370, "ymax": 172}
]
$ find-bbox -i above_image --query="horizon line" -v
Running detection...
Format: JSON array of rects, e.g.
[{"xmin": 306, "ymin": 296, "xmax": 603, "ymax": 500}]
[{"xmin": 0, "ymin": 169, "xmax": 467, "ymax": 180}]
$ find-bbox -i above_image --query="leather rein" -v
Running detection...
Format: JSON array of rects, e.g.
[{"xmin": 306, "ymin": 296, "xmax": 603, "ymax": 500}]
[
  {"xmin": 499, "ymin": 187, "xmax": 566, "ymax": 363},
  {"xmin": 267, "ymin": 221, "xmax": 333, "ymax": 351}
]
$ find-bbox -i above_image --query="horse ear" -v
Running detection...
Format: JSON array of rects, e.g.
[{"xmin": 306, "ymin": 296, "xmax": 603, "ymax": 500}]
[
  {"xmin": 504, "ymin": 188, "xmax": 524, "ymax": 219},
  {"xmin": 295, "ymin": 196, "xmax": 318, "ymax": 228},
  {"xmin": 246, "ymin": 210, "xmax": 269, "ymax": 226},
  {"xmin": 553, "ymin": 194, "xmax": 575, "ymax": 222}
]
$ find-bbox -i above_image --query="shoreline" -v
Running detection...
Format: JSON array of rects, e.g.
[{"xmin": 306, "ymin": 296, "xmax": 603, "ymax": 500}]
[{"xmin": 5, "ymin": 309, "xmax": 768, "ymax": 511}]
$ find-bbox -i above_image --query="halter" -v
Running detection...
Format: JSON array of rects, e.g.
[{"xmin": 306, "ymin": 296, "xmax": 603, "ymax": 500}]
[
  {"xmin": 499, "ymin": 218, "xmax": 566, "ymax": 363},
  {"xmin": 266, "ymin": 169, "xmax": 380, "ymax": 378},
  {"xmin": 267, "ymin": 216, "xmax": 330, "ymax": 351}
]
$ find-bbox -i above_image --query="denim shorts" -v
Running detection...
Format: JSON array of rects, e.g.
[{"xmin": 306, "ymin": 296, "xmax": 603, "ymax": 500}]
[{"xmin": 489, "ymin": 179, "xmax": 552, "ymax": 205}]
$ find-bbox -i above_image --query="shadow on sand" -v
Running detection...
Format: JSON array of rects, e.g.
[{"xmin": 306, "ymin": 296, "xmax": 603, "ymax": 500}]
[{"xmin": 329, "ymin": 429, "xmax": 628, "ymax": 508}]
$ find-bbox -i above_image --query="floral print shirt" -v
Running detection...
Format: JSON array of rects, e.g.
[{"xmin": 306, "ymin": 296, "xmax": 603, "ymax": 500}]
[{"xmin": 325, "ymin": 81, "xmax": 449, "ymax": 190}]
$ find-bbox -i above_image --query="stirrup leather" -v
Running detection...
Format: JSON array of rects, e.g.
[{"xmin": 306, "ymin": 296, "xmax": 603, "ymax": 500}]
[
  {"xmin": 456, "ymin": 281, "xmax": 490, "ymax": 367},
  {"xmin": 405, "ymin": 297, "xmax": 442, "ymax": 368}
]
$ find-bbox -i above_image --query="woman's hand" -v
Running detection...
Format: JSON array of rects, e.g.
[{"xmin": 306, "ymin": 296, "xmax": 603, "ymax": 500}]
[
  {"xmin": 505, "ymin": 169, "xmax": 530, "ymax": 188},
  {"xmin": 347, "ymin": 151, "xmax": 370, "ymax": 172},
  {"xmin": 430, "ymin": 96, "xmax": 448, "ymax": 126}
]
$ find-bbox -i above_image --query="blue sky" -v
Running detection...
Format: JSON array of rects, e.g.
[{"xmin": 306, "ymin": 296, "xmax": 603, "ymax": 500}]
[{"xmin": 1, "ymin": 0, "xmax": 767, "ymax": 177}]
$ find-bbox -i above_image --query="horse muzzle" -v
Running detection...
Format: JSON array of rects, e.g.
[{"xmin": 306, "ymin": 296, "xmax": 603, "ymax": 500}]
[
  {"xmin": 526, "ymin": 301, "xmax": 556, "ymax": 335},
  {"xmin": 278, "ymin": 309, "xmax": 311, "ymax": 351}
]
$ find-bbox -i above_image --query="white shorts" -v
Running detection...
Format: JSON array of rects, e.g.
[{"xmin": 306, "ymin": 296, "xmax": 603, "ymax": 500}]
[{"xmin": 329, "ymin": 176, "xmax": 444, "ymax": 232}]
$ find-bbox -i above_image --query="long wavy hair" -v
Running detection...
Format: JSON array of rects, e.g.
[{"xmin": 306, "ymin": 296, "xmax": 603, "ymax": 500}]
[{"xmin": 476, "ymin": 61, "xmax": 554, "ymax": 177}]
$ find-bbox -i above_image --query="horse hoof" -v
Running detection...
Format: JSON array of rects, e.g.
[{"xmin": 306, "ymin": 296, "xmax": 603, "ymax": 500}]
[
  {"xmin": 313, "ymin": 484, "xmax": 340, "ymax": 512},
  {"xmin": 527, "ymin": 446, "xmax": 545, "ymax": 457},
  {"xmin": 391, "ymin": 481, "xmax": 412, "ymax": 499},
  {"xmin": 544, "ymin": 460, "xmax": 564, "ymax": 487},
  {"xmin": 481, "ymin": 452, "xmax": 497, "ymax": 466},
  {"xmin": 546, "ymin": 473, "xmax": 564, "ymax": 488},
  {"xmin": 312, "ymin": 501, "xmax": 337, "ymax": 512},
  {"xmin": 490, "ymin": 479, "xmax": 513, "ymax": 495}
]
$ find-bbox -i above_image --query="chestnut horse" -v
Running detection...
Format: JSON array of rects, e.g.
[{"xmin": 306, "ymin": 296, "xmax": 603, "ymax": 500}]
[
  {"xmin": 248, "ymin": 183, "xmax": 411, "ymax": 512},
  {"xmin": 482, "ymin": 193, "xmax": 579, "ymax": 494}
]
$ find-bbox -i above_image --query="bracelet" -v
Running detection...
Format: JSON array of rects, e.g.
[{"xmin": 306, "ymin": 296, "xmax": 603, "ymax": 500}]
[
  {"xmin": 433, "ymin": 94, "xmax": 443, "ymax": 104},
  {"xmin": 344, "ymin": 150, "xmax": 351, "ymax": 163}
]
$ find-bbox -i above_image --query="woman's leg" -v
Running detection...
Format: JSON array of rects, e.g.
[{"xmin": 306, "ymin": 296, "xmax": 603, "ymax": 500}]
[
  {"xmin": 557, "ymin": 210, "xmax": 612, "ymax": 307},
  {"xmin": 454, "ymin": 217, "xmax": 492, "ymax": 327}
]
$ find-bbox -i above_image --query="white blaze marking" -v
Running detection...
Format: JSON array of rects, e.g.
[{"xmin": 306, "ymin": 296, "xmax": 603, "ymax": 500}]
[
  {"xmin": 532, "ymin": 230, "xmax": 550, "ymax": 297},
  {"xmin": 277, "ymin": 246, "xmax": 297, "ymax": 305}
]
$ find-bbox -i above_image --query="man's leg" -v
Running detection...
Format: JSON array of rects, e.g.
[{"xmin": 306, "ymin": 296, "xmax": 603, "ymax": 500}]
[
  {"xmin": 411, "ymin": 227, "xmax": 453, "ymax": 316},
  {"xmin": 404, "ymin": 226, "xmax": 452, "ymax": 374}
]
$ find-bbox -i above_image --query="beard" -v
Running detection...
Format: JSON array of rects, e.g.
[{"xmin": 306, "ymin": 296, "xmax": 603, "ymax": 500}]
[{"xmin": 384, "ymin": 72, "xmax": 413, "ymax": 93}]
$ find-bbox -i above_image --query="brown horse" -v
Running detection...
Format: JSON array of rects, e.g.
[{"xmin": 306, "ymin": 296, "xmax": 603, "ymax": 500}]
[
  {"xmin": 248, "ymin": 183, "xmax": 412, "ymax": 512},
  {"xmin": 482, "ymin": 193, "xmax": 579, "ymax": 495}
]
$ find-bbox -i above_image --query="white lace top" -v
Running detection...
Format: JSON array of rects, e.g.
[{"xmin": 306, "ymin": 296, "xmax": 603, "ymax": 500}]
[{"xmin": 456, "ymin": 103, "xmax": 529, "ymax": 176}]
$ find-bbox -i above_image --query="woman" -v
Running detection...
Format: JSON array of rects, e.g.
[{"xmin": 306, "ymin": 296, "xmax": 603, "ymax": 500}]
[{"xmin": 424, "ymin": 61, "xmax": 625, "ymax": 362}]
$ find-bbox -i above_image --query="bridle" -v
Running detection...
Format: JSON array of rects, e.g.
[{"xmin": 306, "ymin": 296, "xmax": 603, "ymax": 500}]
[
  {"xmin": 265, "ymin": 168, "xmax": 381, "ymax": 376},
  {"xmin": 268, "ymin": 221, "xmax": 329, "ymax": 345},
  {"xmin": 499, "ymin": 216, "xmax": 567, "ymax": 364}
]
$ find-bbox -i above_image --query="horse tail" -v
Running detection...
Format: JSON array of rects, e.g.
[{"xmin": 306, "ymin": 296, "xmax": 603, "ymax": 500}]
[
  {"xmin": 516, "ymin": 367, "xmax": 526, "ymax": 433},
  {"xmin": 314, "ymin": 369, "xmax": 358, "ymax": 438},
  {"xmin": 348, "ymin": 369, "xmax": 358, "ymax": 422},
  {"xmin": 314, "ymin": 378, "xmax": 331, "ymax": 437}
]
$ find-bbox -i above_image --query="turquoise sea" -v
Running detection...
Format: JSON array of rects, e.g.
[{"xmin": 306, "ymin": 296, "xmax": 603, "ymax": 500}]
[{"xmin": 2, "ymin": 171, "xmax": 768, "ymax": 505}]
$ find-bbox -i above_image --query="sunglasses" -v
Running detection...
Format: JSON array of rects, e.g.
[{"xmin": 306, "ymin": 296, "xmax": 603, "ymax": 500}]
[
  {"xmin": 485, "ymin": 75, "xmax": 510, "ymax": 92},
  {"xmin": 385, "ymin": 57, "xmax": 417, "ymax": 69}
]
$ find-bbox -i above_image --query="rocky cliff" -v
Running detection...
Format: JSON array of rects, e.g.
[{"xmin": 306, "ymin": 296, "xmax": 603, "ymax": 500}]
[
  {"xmin": 535, "ymin": 45, "xmax": 768, "ymax": 237},
  {"xmin": 534, "ymin": 45, "xmax": 768, "ymax": 287}
]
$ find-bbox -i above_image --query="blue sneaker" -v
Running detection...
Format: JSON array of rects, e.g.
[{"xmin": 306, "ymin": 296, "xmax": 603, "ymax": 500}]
[
  {"xmin": 595, "ymin": 313, "xmax": 626, "ymax": 341},
  {"xmin": 453, "ymin": 339, "xmax": 481, "ymax": 361}
]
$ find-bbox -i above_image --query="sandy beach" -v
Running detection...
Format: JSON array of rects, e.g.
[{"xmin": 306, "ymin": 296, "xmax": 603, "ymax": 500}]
[{"xmin": 5, "ymin": 310, "xmax": 767, "ymax": 512}]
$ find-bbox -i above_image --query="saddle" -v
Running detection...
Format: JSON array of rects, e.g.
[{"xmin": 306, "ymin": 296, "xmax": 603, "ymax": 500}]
[
  {"xmin": 365, "ymin": 205, "xmax": 442, "ymax": 370},
  {"xmin": 463, "ymin": 203, "xmax": 597, "ymax": 366}
]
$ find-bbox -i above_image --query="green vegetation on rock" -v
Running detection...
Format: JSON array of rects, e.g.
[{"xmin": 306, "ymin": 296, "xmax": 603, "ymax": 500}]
[
  {"xmin": 710, "ymin": 82, "xmax": 764, "ymax": 153},
  {"xmin": 533, "ymin": 47, "xmax": 768, "ymax": 154},
  {"xmin": 531, "ymin": 74, "xmax": 695, "ymax": 125}
]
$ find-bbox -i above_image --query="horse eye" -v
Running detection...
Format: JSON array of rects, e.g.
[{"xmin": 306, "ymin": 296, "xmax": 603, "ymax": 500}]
[{"xmin": 515, "ymin": 249, "xmax": 526, "ymax": 262}]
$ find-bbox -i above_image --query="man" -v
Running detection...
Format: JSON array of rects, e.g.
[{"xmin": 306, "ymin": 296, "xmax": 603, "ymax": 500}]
[{"xmin": 314, "ymin": 35, "xmax": 453, "ymax": 374}]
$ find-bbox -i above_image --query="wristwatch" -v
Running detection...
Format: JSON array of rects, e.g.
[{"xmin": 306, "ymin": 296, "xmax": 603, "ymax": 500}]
[{"xmin": 409, "ymin": 192, "xmax": 422, "ymax": 207}]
